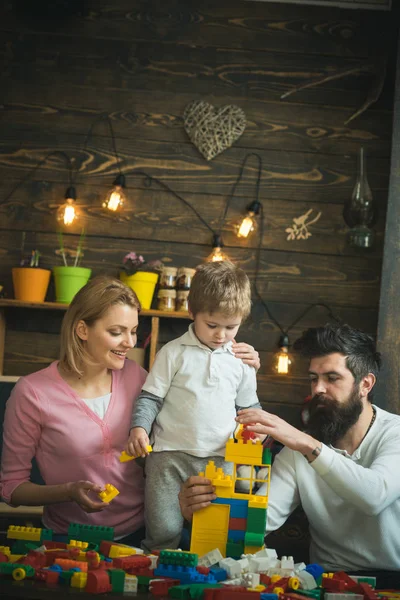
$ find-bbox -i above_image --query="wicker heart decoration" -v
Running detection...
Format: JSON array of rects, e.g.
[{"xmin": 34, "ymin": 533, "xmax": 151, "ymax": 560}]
[{"xmin": 183, "ymin": 101, "xmax": 246, "ymax": 161}]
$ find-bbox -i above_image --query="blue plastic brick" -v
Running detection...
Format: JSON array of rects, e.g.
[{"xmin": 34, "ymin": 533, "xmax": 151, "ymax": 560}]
[
  {"xmin": 305, "ymin": 563, "xmax": 324, "ymax": 579},
  {"xmin": 209, "ymin": 567, "xmax": 228, "ymax": 582},
  {"xmin": 227, "ymin": 529, "xmax": 246, "ymax": 541}
]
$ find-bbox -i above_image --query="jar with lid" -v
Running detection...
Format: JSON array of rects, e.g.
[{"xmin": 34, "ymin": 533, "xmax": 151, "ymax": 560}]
[
  {"xmin": 176, "ymin": 267, "xmax": 196, "ymax": 290},
  {"xmin": 176, "ymin": 289, "xmax": 190, "ymax": 313},
  {"xmin": 159, "ymin": 266, "xmax": 178, "ymax": 289},
  {"xmin": 157, "ymin": 289, "xmax": 176, "ymax": 312}
]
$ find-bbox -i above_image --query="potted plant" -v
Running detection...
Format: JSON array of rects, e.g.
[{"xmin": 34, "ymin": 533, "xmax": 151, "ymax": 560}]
[
  {"xmin": 12, "ymin": 233, "xmax": 52, "ymax": 303},
  {"xmin": 119, "ymin": 252, "xmax": 163, "ymax": 309},
  {"xmin": 53, "ymin": 230, "xmax": 92, "ymax": 304}
]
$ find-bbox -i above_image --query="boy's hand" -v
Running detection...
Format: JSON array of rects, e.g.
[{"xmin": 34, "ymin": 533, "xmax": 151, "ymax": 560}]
[
  {"xmin": 232, "ymin": 341, "xmax": 260, "ymax": 371},
  {"xmin": 126, "ymin": 427, "xmax": 150, "ymax": 458}
]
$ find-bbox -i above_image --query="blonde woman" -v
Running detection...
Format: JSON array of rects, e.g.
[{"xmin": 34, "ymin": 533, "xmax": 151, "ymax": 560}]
[{"xmin": 0, "ymin": 276, "xmax": 147, "ymax": 544}]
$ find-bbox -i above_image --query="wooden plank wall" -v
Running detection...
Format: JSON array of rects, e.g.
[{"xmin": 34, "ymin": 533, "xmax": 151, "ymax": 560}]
[
  {"xmin": 375, "ymin": 33, "xmax": 400, "ymax": 414},
  {"xmin": 0, "ymin": 0, "xmax": 396, "ymax": 425}
]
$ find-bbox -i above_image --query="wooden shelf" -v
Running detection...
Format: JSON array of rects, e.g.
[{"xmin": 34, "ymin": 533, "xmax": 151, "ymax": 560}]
[
  {"xmin": 0, "ymin": 299, "xmax": 191, "ymax": 319},
  {"xmin": 0, "ymin": 299, "xmax": 191, "ymax": 376}
]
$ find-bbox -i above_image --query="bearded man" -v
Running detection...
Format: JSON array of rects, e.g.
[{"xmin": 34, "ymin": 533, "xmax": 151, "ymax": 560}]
[{"xmin": 180, "ymin": 324, "xmax": 400, "ymax": 586}]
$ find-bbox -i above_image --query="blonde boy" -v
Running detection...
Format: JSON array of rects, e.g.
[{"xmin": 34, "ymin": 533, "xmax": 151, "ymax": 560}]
[{"xmin": 127, "ymin": 261, "xmax": 261, "ymax": 551}]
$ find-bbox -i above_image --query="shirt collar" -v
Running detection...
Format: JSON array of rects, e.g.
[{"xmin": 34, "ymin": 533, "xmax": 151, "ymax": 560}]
[{"xmin": 181, "ymin": 323, "xmax": 234, "ymax": 354}]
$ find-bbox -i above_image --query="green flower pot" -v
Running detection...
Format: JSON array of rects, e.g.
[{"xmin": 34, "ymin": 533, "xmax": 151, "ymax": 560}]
[{"xmin": 53, "ymin": 266, "xmax": 92, "ymax": 304}]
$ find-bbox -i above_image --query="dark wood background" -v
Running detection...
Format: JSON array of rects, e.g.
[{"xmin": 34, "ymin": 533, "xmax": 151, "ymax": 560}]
[{"xmin": 0, "ymin": 0, "xmax": 397, "ymax": 425}]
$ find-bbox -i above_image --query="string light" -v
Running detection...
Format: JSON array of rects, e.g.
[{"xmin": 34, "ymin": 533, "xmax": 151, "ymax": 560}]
[
  {"xmin": 236, "ymin": 200, "xmax": 262, "ymax": 239},
  {"xmin": 207, "ymin": 234, "xmax": 229, "ymax": 262},
  {"xmin": 57, "ymin": 186, "xmax": 79, "ymax": 226},
  {"xmin": 103, "ymin": 174, "xmax": 126, "ymax": 212},
  {"xmin": 273, "ymin": 334, "xmax": 293, "ymax": 375}
]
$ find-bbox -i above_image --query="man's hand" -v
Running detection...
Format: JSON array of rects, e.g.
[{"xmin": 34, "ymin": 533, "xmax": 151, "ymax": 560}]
[
  {"xmin": 66, "ymin": 480, "xmax": 107, "ymax": 513},
  {"xmin": 178, "ymin": 476, "xmax": 216, "ymax": 521},
  {"xmin": 232, "ymin": 341, "xmax": 260, "ymax": 371},
  {"xmin": 126, "ymin": 427, "xmax": 150, "ymax": 458},
  {"xmin": 236, "ymin": 408, "xmax": 320, "ymax": 459}
]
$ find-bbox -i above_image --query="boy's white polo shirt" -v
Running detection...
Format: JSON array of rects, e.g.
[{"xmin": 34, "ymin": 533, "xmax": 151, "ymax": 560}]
[{"xmin": 142, "ymin": 323, "xmax": 259, "ymax": 457}]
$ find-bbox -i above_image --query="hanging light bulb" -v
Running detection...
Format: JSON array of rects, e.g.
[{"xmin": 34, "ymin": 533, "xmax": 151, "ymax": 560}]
[
  {"xmin": 273, "ymin": 334, "xmax": 293, "ymax": 375},
  {"xmin": 57, "ymin": 186, "xmax": 79, "ymax": 226},
  {"xmin": 103, "ymin": 174, "xmax": 127, "ymax": 212},
  {"xmin": 206, "ymin": 234, "xmax": 229, "ymax": 262},
  {"xmin": 343, "ymin": 147, "xmax": 377, "ymax": 248},
  {"xmin": 236, "ymin": 200, "xmax": 262, "ymax": 239}
]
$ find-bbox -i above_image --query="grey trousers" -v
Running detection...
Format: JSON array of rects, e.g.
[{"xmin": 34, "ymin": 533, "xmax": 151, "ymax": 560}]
[{"xmin": 141, "ymin": 451, "xmax": 231, "ymax": 552}]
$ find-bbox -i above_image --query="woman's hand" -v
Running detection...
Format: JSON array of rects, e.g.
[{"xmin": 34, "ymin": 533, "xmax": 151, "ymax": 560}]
[
  {"xmin": 126, "ymin": 427, "xmax": 150, "ymax": 458},
  {"xmin": 178, "ymin": 476, "xmax": 216, "ymax": 521},
  {"xmin": 232, "ymin": 341, "xmax": 260, "ymax": 371},
  {"xmin": 66, "ymin": 480, "xmax": 107, "ymax": 513}
]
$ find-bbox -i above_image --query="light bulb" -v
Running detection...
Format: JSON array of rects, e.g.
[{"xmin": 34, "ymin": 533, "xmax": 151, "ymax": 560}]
[
  {"xmin": 236, "ymin": 200, "xmax": 262, "ymax": 239},
  {"xmin": 237, "ymin": 212, "xmax": 257, "ymax": 238},
  {"xmin": 57, "ymin": 187, "xmax": 79, "ymax": 226},
  {"xmin": 273, "ymin": 335, "xmax": 292, "ymax": 375},
  {"xmin": 207, "ymin": 234, "xmax": 229, "ymax": 262},
  {"xmin": 207, "ymin": 246, "xmax": 229, "ymax": 262},
  {"xmin": 103, "ymin": 174, "xmax": 126, "ymax": 212}
]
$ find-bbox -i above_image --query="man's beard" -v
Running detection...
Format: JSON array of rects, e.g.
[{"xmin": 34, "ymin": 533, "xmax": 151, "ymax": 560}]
[{"xmin": 306, "ymin": 386, "xmax": 363, "ymax": 446}]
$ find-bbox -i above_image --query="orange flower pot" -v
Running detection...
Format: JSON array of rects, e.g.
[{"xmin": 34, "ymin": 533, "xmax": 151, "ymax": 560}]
[{"xmin": 12, "ymin": 267, "xmax": 51, "ymax": 303}]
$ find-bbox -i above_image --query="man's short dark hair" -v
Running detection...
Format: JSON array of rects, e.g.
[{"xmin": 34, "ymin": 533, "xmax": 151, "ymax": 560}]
[{"xmin": 293, "ymin": 323, "xmax": 381, "ymax": 384}]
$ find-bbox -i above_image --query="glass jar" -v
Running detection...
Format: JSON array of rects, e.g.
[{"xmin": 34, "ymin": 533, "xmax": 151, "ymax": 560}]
[
  {"xmin": 157, "ymin": 289, "xmax": 176, "ymax": 312},
  {"xmin": 176, "ymin": 289, "xmax": 190, "ymax": 313},
  {"xmin": 176, "ymin": 267, "xmax": 196, "ymax": 290},
  {"xmin": 159, "ymin": 266, "xmax": 178, "ymax": 289}
]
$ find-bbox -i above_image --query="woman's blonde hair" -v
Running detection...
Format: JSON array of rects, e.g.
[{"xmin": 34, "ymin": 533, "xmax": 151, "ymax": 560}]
[
  {"xmin": 188, "ymin": 261, "xmax": 252, "ymax": 320},
  {"xmin": 59, "ymin": 276, "xmax": 140, "ymax": 376}
]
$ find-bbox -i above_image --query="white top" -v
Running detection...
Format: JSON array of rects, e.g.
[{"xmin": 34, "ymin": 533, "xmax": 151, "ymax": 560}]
[
  {"xmin": 81, "ymin": 393, "xmax": 111, "ymax": 420},
  {"xmin": 142, "ymin": 323, "xmax": 259, "ymax": 457},
  {"xmin": 260, "ymin": 405, "xmax": 400, "ymax": 571}
]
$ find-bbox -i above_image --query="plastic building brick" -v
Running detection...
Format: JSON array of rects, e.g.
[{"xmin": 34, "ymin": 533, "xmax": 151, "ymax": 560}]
[
  {"xmin": 85, "ymin": 570, "xmax": 112, "ymax": 594},
  {"xmin": 229, "ymin": 517, "xmax": 247, "ymax": 530},
  {"xmin": 108, "ymin": 568, "xmax": 126, "ymax": 593},
  {"xmin": 325, "ymin": 595, "xmax": 364, "ymax": 600},
  {"xmin": 198, "ymin": 549, "xmax": 224, "ymax": 568},
  {"xmin": 149, "ymin": 578, "xmax": 181, "ymax": 596},
  {"xmin": 225, "ymin": 540, "xmax": 244, "ymax": 559},
  {"xmin": 213, "ymin": 497, "xmax": 248, "ymax": 518},
  {"xmin": 71, "ymin": 571, "xmax": 88, "ymax": 588},
  {"xmin": 112, "ymin": 554, "xmax": 151, "ymax": 571},
  {"xmin": 247, "ymin": 507, "xmax": 267, "ymax": 533},
  {"xmin": 244, "ymin": 532, "xmax": 264, "ymax": 548},
  {"xmin": 0, "ymin": 562, "xmax": 35, "ymax": 580},
  {"xmin": 0, "ymin": 546, "xmax": 11, "ymax": 557},
  {"xmin": 305, "ymin": 564, "xmax": 324, "ymax": 581},
  {"xmin": 7, "ymin": 525, "xmax": 48, "ymax": 542},
  {"xmin": 123, "ymin": 574, "xmax": 138, "ymax": 593},
  {"xmin": 154, "ymin": 563, "xmax": 217, "ymax": 584},
  {"xmin": 159, "ymin": 549, "xmax": 198, "ymax": 567},
  {"xmin": 98, "ymin": 483, "xmax": 120, "ymax": 503},
  {"xmin": 190, "ymin": 503, "xmax": 230, "ymax": 557},
  {"xmin": 209, "ymin": 566, "xmax": 228, "ymax": 581},
  {"xmin": 67, "ymin": 523, "xmax": 114, "ymax": 544},
  {"xmin": 119, "ymin": 445, "xmax": 152, "ymax": 462},
  {"xmin": 108, "ymin": 544, "xmax": 139, "ymax": 558},
  {"xmin": 68, "ymin": 540, "xmax": 88, "ymax": 551}
]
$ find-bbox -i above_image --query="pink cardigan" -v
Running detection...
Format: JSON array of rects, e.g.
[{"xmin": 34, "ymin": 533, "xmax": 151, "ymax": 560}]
[{"xmin": 0, "ymin": 359, "xmax": 147, "ymax": 537}]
